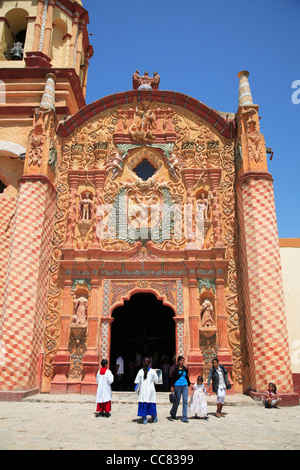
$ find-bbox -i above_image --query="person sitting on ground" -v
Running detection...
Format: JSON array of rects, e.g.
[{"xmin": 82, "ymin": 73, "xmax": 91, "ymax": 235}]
[{"xmin": 264, "ymin": 382, "xmax": 281, "ymax": 408}]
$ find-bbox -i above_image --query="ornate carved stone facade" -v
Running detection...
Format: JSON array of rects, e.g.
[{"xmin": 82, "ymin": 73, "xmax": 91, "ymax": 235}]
[{"xmin": 0, "ymin": 2, "xmax": 297, "ymax": 405}]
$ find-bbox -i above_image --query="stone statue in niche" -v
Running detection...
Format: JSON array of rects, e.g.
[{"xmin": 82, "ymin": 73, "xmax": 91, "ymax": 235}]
[
  {"xmin": 79, "ymin": 192, "xmax": 94, "ymax": 221},
  {"xmin": 72, "ymin": 295, "xmax": 88, "ymax": 324},
  {"xmin": 200, "ymin": 298, "xmax": 215, "ymax": 327},
  {"xmin": 197, "ymin": 193, "xmax": 209, "ymax": 220}
]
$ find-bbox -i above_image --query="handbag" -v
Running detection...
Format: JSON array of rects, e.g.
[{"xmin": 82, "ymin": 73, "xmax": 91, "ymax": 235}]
[
  {"xmin": 226, "ymin": 383, "xmax": 232, "ymax": 390},
  {"xmin": 169, "ymin": 392, "xmax": 176, "ymax": 404}
]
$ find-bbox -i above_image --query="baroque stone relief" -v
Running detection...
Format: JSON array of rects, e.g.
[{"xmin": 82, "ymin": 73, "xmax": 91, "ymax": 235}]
[{"xmin": 42, "ymin": 100, "xmax": 249, "ymax": 391}]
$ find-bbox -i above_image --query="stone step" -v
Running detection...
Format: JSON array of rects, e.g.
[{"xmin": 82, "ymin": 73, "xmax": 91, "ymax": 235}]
[{"xmin": 24, "ymin": 392, "xmax": 260, "ymax": 406}]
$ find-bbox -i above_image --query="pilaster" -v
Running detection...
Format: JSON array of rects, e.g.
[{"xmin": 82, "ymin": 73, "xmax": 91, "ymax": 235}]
[
  {"xmin": 236, "ymin": 71, "xmax": 297, "ymax": 404},
  {"xmin": 0, "ymin": 77, "xmax": 58, "ymax": 398},
  {"xmin": 0, "ymin": 177, "xmax": 56, "ymax": 397}
]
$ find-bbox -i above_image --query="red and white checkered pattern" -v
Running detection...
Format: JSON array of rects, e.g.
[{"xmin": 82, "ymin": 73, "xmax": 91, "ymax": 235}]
[
  {"xmin": 238, "ymin": 177, "xmax": 294, "ymax": 393},
  {"xmin": 0, "ymin": 180, "xmax": 55, "ymax": 392}
]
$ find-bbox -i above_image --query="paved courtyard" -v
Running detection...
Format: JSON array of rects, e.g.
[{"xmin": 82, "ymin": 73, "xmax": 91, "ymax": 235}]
[{"xmin": 0, "ymin": 393, "xmax": 299, "ymax": 451}]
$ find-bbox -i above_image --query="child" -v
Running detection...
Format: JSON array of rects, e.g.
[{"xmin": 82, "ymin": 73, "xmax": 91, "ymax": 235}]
[
  {"xmin": 95, "ymin": 359, "xmax": 114, "ymax": 417},
  {"xmin": 264, "ymin": 383, "xmax": 281, "ymax": 408},
  {"xmin": 189, "ymin": 376, "xmax": 210, "ymax": 419}
]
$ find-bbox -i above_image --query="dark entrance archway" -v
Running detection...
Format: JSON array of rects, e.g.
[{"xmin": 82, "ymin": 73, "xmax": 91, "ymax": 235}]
[{"xmin": 110, "ymin": 293, "xmax": 175, "ymax": 391}]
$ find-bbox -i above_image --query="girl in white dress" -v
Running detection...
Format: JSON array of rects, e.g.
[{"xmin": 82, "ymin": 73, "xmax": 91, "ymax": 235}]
[
  {"xmin": 134, "ymin": 357, "xmax": 159, "ymax": 424},
  {"xmin": 95, "ymin": 359, "xmax": 114, "ymax": 417},
  {"xmin": 189, "ymin": 376, "xmax": 210, "ymax": 419}
]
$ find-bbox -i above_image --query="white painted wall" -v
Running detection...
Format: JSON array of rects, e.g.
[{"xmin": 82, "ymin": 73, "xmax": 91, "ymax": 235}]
[{"xmin": 280, "ymin": 245, "xmax": 300, "ymax": 374}]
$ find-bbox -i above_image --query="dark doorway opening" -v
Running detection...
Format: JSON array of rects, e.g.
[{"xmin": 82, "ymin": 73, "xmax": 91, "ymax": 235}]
[
  {"xmin": 110, "ymin": 293, "xmax": 175, "ymax": 391},
  {"xmin": 0, "ymin": 180, "xmax": 7, "ymax": 194}
]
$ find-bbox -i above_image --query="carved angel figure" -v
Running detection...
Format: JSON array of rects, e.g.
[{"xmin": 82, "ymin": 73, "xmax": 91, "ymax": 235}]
[{"xmin": 106, "ymin": 150, "xmax": 125, "ymax": 179}]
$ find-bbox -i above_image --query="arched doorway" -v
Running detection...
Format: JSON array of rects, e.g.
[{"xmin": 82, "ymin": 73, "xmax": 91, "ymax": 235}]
[{"xmin": 110, "ymin": 293, "xmax": 175, "ymax": 391}]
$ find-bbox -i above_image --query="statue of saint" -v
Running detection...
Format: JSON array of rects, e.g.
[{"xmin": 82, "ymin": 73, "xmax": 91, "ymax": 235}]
[
  {"xmin": 197, "ymin": 193, "xmax": 210, "ymax": 220},
  {"xmin": 73, "ymin": 295, "xmax": 88, "ymax": 324},
  {"xmin": 200, "ymin": 299, "xmax": 215, "ymax": 327},
  {"xmin": 79, "ymin": 192, "xmax": 93, "ymax": 221}
]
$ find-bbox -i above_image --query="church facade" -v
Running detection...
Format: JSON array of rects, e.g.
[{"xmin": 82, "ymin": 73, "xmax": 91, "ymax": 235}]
[{"xmin": 0, "ymin": 0, "xmax": 298, "ymax": 405}]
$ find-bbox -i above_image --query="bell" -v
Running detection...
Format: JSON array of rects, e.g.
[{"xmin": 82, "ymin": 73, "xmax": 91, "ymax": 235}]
[{"xmin": 10, "ymin": 42, "xmax": 24, "ymax": 61}]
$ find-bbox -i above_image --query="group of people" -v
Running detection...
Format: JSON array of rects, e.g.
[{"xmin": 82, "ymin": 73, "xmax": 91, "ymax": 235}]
[{"xmin": 95, "ymin": 356, "xmax": 281, "ymax": 422}]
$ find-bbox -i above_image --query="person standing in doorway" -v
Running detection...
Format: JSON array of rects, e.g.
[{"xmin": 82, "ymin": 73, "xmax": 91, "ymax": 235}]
[
  {"xmin": 135, "ymin": 351, "xmax": 142, "ymax": 376},
  {"xmin": 115, "ymin": 353, "xmax": 124, "ymax": 390},
  {"xmin": 207, "ymin": 357, "xmax": 231, "ymax": 418},
  {"xmin": 169, "ymin": 356, "xmax": 191, "ymax": 423}
]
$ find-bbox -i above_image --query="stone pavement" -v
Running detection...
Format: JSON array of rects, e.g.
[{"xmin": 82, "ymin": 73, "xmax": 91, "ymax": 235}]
[{"xmin": 0, "ymin": 392, "xmax": 299, "ymax": 451}]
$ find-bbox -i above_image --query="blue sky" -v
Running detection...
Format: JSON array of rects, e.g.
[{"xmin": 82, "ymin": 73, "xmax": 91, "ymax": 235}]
[{"xmin": 84, "ymin": 0, "xmax": 300, "ymax": 238}]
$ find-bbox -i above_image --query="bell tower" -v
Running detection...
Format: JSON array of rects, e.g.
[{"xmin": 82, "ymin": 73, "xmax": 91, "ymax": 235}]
[
  {"xmin": 0, "ymin": 0, "xmax": 93, "ymax": 400},
  {"xmin": 0, "ymin": 0, "xmax": 93, "ymax": 114}
]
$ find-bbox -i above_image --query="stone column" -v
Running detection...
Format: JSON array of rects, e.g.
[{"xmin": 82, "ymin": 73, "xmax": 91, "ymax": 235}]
[
  {"xmin": 81, "ymin": 46, "xmax": 93, "ymax": 99},
  {"xmin": 42, "ymin": 0, "xmax": 56, "ymax": 58},
  {"xmin": 238, "ymin": 71, "xmax": 254, "ymax": 107},
  {"xmin": 207, "ymin": 168, "xmax": 223, "ymax": 248},
  {"xmin": 188, "ymin": 276, "xmax": 200, "ymax": 354},
  {"xmin": 182, "ymin": 169, "xmax": 196, "ymax": 246},
  {"xmin": 75, "ymin": 19, "xmax": 85, "ymax": 75},
  {"xmin": 215, "ymin": 278, "xmax": 232, "ymax": 364},
  {"xmin": 68, "ymin": 11, "xmax": 80, "ymax": 68},
  {"xmin": 32, "ymin": 0, "xmax": 46, "ymax": 51},
  {"xmin": 0, "ymin": 178, "xmax": 56, "ymax": 398},
  {"xmin": 236, "ymin": 71, "xmax": 297, "ymax": 405},
  {"xmin": 187, "ymin": 266, "xmax": 203, "ymax": 380},
  {"xmin": 50, "ymin": 273, "xmax": 72, "ymax": 394}
]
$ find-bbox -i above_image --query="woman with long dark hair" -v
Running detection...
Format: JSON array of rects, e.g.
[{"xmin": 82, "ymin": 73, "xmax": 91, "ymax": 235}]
[
  {"xmin": 134, "ymin": 357, "xmax": 159, "ymax": 424},
  {"xmin": 170, "ymin": 355, "xmax": 191, "ymax": 423}
]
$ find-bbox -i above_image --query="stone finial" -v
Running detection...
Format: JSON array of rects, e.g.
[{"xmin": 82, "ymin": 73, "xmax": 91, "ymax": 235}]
[
  {"xmin": 238, "ymin": 71, "xmax": 253, "ymax": 107},
  {"xmin": 40, "ymin": 73, "xmax": 56, "ymax": 112}
]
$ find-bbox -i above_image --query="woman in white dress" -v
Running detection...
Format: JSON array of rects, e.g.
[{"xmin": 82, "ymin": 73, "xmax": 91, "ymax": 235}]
[
  {"xmin": 95, "ymin": 359, "xmax": 114, "ymax": 417},
  {"xmin": 189, "ymin": 376, "xmax": 210, "ymax": 419},
  {"xmin": 134, "ymin": 357, "xmax": 159, "ymax": 424}
]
